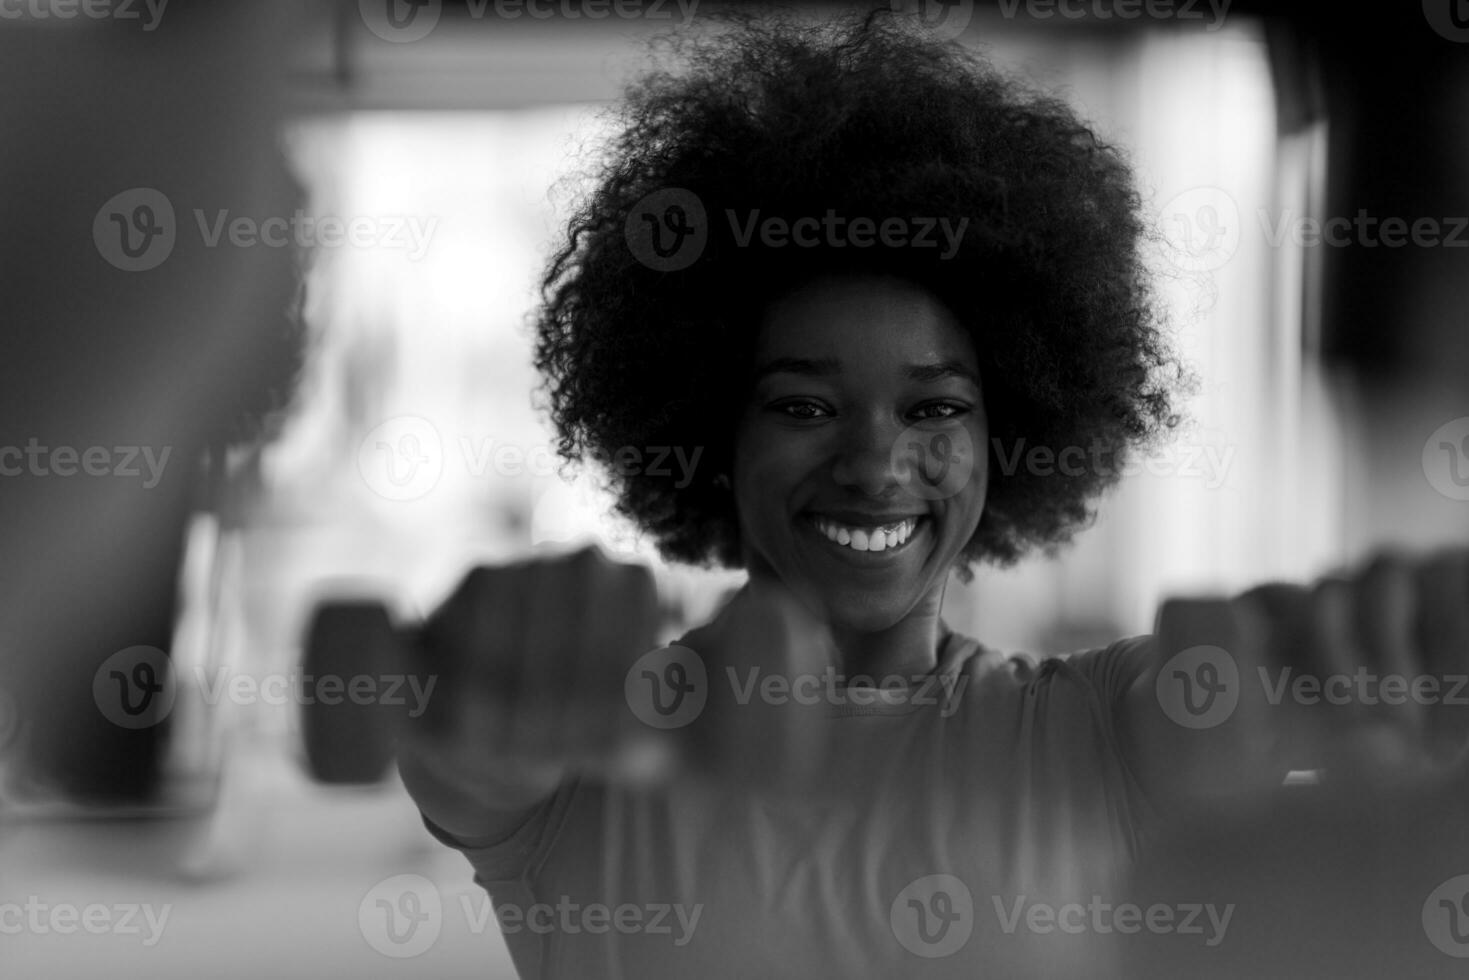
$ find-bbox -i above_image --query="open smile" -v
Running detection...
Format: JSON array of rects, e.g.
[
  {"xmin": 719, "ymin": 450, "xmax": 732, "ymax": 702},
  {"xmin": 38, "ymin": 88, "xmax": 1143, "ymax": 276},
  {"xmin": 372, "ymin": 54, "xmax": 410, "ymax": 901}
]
[{"xmin": 800, "ymin": 513, "xmax": 932, "ymax": 565}]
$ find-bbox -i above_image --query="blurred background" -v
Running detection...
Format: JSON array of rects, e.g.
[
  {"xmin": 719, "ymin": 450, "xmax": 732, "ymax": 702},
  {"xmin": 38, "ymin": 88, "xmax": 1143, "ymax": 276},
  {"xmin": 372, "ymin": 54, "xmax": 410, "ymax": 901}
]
[{"xmin": 1, "ymin": 0, "xmax": 1466, "ymax": 976}]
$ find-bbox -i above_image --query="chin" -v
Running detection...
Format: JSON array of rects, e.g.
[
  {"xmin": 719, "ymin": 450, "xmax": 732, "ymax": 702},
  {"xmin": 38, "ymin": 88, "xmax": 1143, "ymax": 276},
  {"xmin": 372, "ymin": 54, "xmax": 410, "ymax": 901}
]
[{"xmin": 805, "ymin": 582, "xmax": 916, "ymax": 634}]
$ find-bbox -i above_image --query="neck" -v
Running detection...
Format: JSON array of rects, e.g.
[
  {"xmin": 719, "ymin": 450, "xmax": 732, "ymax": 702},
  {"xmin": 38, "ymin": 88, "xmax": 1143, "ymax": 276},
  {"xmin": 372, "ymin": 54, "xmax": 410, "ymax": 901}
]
[
  {"xmin": 742, "ymin": 573, "xmax": 950, "ymax": 685},
  {"xmin": 831, "ymin": 591, "xmax": 947, "ymax": 683}
]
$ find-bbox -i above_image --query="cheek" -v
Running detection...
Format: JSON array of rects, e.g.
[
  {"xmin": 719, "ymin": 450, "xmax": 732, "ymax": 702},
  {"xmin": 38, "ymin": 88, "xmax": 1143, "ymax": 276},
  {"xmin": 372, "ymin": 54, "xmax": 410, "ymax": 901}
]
[
  {"xmin": 944, "ymin": 419, "xmax": 989, "ymax": 531},
  {"xmin": 733, "ymin": 423, "xmax": 813, "ymax": 493},
  {"xmin": 731, "ymin": 429, "xmax": 796, "ymax": 530},
  {"xmin": 906, "ymin": 417, "xmax": 987, "ymax": 515},
  {"xmin": 966, "ymin": 441, "xmax": 990, "ymax": 511}
]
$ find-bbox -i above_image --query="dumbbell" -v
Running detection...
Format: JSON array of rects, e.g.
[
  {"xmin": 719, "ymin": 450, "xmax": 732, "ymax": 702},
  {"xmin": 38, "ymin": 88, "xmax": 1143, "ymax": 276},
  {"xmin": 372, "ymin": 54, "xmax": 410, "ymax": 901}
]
[
  {"xmin": 297, "ymin": 548, "xmax": 835, "ymax": 793},
  {"xmin": 298, "ymin": 600, "xmax": 408, "ymax": 785}
]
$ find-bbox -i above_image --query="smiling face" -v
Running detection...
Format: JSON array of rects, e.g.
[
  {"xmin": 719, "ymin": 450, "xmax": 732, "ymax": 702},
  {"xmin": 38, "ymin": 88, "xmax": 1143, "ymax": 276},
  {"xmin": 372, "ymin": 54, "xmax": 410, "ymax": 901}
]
[{"xmin": 732, "ymin": 274, "xmax": 989, "ymax": 634}]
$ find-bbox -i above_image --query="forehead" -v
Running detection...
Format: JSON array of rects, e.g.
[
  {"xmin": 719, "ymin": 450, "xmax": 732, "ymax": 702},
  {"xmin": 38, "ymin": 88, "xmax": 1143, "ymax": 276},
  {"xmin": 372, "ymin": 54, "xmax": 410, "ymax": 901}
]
[{"xmin": 753, "ymin": 274, "xmax": 975, "ymax": 365}]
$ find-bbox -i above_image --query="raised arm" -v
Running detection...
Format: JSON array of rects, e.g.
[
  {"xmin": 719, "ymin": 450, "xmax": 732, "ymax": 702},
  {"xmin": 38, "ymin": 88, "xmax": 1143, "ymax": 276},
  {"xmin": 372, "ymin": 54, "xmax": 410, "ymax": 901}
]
[{"xmin": 1120, "ymin": 551, "xmax": 1469, "ymax": 815}]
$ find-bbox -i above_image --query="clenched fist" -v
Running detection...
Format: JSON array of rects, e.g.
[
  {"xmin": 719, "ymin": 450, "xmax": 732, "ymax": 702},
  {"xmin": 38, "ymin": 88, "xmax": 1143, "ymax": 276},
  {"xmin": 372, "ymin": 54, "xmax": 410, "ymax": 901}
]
[
  {"xmin": 1134, "ymin": 549, "xmax": 1469, "ymax": 811},
  {"xmin": 393, "ymin": 546, "xmax": 837, "ymax": 840},
  {"xmin": 396, "ymin": 546, "xmax": 663, "ymax": 838}
]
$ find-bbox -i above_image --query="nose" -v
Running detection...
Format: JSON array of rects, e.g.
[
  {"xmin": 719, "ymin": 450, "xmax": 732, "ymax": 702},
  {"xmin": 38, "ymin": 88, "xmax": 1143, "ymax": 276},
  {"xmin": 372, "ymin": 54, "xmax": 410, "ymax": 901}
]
[{"xmin": 829, "ymin": 411, "xmax": 906, "ymax": 498}]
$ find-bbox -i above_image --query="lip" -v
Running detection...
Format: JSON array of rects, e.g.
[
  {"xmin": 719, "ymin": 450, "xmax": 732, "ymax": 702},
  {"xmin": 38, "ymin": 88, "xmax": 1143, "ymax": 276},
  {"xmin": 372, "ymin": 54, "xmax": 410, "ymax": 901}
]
[
  {"xmin": 806, "ymin": 509, "xmax": 928, "ymax": 527},
  {"xmin": 800, "ymin": 513, "xmax": 932, "ymax": 566}
]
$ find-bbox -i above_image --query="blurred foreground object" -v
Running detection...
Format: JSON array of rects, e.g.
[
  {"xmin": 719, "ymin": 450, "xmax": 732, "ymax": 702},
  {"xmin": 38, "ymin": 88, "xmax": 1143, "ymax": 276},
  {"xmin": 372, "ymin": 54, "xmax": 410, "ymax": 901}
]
[
  {"xmin": 0, "ymin": 1, "xmax": 308, "ymax": 810},
  {"xmin": 1117, "ymin": 770, "xmax": 1469, "ymax": 979}
]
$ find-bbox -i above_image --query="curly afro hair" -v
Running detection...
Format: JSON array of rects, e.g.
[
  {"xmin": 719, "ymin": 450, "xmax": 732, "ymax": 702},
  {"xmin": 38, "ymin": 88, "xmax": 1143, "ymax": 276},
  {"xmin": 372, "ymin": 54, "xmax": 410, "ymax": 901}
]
[{"xmin": 533, "ymin": 6, "xmax": 1190, "ymax": 580}]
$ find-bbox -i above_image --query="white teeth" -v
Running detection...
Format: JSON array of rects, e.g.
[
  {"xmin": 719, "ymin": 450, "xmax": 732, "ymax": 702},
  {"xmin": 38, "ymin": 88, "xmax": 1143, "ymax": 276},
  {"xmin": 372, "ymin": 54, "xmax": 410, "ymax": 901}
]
[{"xmin": 812, "ymin": 517, "xmax": 919, "ymax": 553}]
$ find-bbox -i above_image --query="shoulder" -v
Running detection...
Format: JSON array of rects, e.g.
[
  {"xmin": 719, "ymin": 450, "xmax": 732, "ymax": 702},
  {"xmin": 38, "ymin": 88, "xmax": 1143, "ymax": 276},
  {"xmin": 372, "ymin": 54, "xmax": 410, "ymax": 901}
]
[
  {"xmin": 944, "ymin": 630, "xmax": 1156, "ymax": 705},
  {"xmin": 674, "ymin": 618, "xmax": 720, "ymax": 652},
  {"xmin": 1052, "ymin": 634, "xmax": 1157, "ymax": 698}
]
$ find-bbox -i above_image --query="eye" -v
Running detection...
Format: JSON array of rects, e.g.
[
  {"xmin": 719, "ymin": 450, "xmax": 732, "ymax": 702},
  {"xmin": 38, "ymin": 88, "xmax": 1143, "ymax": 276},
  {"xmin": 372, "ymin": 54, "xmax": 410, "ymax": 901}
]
[
  {"xmin": 910, "ymin": 401, "xmax": 969, "ymax": 421},
  {"xmin": 763, "ymin": 399, "xmax": 834, "ymax": 423},
  {"xmin": 773, "ymin": 399, "xmax": 831, "ymax": 421}
]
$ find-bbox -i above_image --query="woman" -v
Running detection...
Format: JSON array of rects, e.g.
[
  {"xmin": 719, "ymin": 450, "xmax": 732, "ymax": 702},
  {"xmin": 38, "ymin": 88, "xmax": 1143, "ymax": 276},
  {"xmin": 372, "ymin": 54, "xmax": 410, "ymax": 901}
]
[{"xmin": 397, "ymin": 9, "xmax": 1465, "ymax": 978}]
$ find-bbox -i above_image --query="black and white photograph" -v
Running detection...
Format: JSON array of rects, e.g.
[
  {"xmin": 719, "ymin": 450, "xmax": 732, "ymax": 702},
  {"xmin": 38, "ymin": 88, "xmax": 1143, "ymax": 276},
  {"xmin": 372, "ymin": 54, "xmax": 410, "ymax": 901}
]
[{"xmin": 2, "ymin": 1, "xmax": 1468, "ymax": 977}]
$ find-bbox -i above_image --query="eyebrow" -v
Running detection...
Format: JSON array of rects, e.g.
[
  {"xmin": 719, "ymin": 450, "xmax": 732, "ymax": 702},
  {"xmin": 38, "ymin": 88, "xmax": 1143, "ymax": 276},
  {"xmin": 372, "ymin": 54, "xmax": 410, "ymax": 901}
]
[
  {"xmin": 752, "ymin": 357, "xmax": 978, "ymax": 385},
  {"xmin": 752, "ymin": 357, "xmax": 842, "ymax": 381},
  {"xmin": 904, "ymin": 360, "xmax": 980, "ymax": 385}
]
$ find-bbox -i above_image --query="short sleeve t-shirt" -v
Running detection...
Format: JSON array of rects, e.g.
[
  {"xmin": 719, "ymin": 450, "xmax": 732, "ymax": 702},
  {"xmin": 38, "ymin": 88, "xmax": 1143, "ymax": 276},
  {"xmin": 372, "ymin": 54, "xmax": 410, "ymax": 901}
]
[{"xmin": 421, "ymin": 619, "xmax": 1160, "ymax": 979}]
